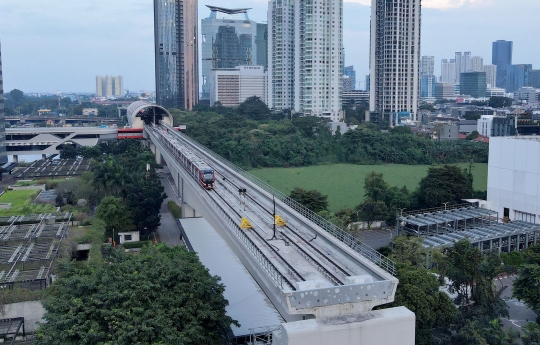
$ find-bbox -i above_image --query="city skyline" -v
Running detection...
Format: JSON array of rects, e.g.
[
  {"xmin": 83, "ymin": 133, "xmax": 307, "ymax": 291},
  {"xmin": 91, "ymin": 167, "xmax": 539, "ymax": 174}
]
[{"xmin": 0, "ymin": 0, "xmax": 539, "ymax": 93}]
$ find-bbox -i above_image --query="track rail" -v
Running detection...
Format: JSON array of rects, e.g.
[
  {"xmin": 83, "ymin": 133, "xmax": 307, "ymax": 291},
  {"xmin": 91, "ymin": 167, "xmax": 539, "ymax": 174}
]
[{"xmin": 216, "ymin": 171, "xmax": 349, "ymax": 286}]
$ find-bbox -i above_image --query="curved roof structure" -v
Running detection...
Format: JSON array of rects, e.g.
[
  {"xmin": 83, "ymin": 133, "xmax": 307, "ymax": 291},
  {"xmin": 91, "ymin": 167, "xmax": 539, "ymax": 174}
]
[
  {"xmin": 126, "ymin": 101, "xmax": 173, "ymax": 129},
  {"xmin": 206, "ymin": 5, "xmax": 251, "ymax": 15}
]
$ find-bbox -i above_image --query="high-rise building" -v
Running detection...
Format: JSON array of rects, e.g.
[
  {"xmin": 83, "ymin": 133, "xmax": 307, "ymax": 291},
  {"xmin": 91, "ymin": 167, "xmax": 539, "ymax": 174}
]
[
  {"xmin": 460, "ymin": 72, "xmax": 487, "ymax": 98},
  {"xmin": 421, "ymin": 56, "xmax": 434, "ymax": 76},
  {"xmin": 0, "ymin": 41, "xmax": 6, "ymax": 165},
  {"xmin": 530, "ymin": 70, "xmax": 540, "ymax": 88},
  {"xmin": 256, "ymin": 23, "xmax": 268, "ymax": 70},
  {"xmin": 210, "ymin": 66, "xmax": 266, "ymax": 107},
  {"xmin": 505, "ymin": 64, "xmax": 533, "ymax": 93},
  {"xmin": 268, "ymin": 0, "xmax": 343, "ymax": 120},
  {"xmin": 492, "ymin": 40, "xmax": 513, "ymax": 89},
  {"xmin": 434, "ymin": 83, "xmax": 455, "ymax": 100},
  {"xmin": 343, "ymin": 66, "xmax": 356, "ymax": 91},
  {"xmin": 483, "ymin": 65, "xmax": 497, "ymax": 87},
  {"xmin": 342, "ymin": 75, "xmax": 354, "ymax": 92},
  {"xmin": 96, "ymin": 75, "xmax": 123, "ymax": 97},
  {"xmin": 420, "ymin": 75, "xmax": 436, "ymax": 99},
  {"xmin": 441, "ymin": 59, "xmax": 457, "ymax": 84},
  {"xmin": 369, "ymin": 0, "xmax": 420, "ymax": 124},
  {"xmin": 201, "ymin": 6, "xmax": 260, "ymax": 101},
  {"xmin": 154, "ymin": 0, "xmax": 198, "ymax": 110},
  {"xmin": 454, "ymin": 52, "xmax": 471, "ymax": 82},
  {"xmin": 470, "ymin": 56, "xmax": 484, "ymax": 72}
]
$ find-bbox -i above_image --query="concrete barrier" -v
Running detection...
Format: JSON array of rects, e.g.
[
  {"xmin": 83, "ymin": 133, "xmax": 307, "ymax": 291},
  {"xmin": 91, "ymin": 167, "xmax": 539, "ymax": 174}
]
[{"xmin": 2, "ymin": 301, "xmax": 45, "ymax": 333}]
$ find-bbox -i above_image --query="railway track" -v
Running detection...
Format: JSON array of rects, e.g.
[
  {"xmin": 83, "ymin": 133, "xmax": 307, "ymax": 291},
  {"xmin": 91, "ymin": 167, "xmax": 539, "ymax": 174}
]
[{"xmin": 156, "ymin": 124, "xmax": 353, "ymax": 286}]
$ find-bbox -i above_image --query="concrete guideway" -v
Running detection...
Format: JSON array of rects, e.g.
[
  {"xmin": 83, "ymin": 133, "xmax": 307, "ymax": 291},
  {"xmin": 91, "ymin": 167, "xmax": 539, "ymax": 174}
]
[{"xmin": 145, "ymin": 124, "xmax": 399, "ymax": 320}]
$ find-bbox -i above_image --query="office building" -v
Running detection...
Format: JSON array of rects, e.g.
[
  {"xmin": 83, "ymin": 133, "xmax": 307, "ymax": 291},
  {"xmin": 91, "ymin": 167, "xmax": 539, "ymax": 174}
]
[
  {"xmin": 421, "ymin": 56, "xmax": 435, "ymax": 76},
  {"xmin": 435, "ymin": 83, "xmax": 455, "ymax": 100},
  {"xmin": 470, "ymin": 56, "xmax": 484, "ymax": 72},
  {"xmin": 95, "ymin": 75, "xmax": 123, "ymax": 98},
  {"xmin": 256, "ymin": 23, "xmax": 268, "ymax": 70},
  {"xmin": 483, "ymin": 65, "xmax": 497, "ymax": 87},
  {"xmin": 460, "ymin": 72, "xmax": 487, "ymax": 98},
  {"xmin": 514, "ymin": 87, "xmax": 538, "ymax": 104},
  {"xmin": 154, "ymin": 0, "xmax": 198, "ymax": 110},
  {"xmin": 369, "ymin": 0, "xmax": 420, "ymax": 124},
  {"xmin": 209, "ymin": 66, "xmax": 266, "ymax": 107},
  {"xmin": 441, "ymin": 59, "xmax": 457, "ymax": 84},
  {"xmin": 492, "ymin": 40, "xmax": 513, "ymax": 89},
  {"xmin": 268, "ymin": 0, "xmax": 343, "ymax": 120},
  {"xmin": 420, "ymin": 75, "xmax": 436, "ymax": 99},
  {"xmin": 506, "ymin": 64, "xmax": 533, "ymax": 93},
  {"xmin": 529, "ymin": 70, "xmax": 540, "ymax": 88},
  {"xmin": 343, "ymin": 66, "xmax": 356, "ymax": 90},
  {"xmin": 201, "ymin": 6, "xmax": 261, "ymax": 101},
  {"xmin": 343, "ymin": 75, "xmax": 354, "ymax": 92},
  {"xmin": 486, "ymin": 86, "xmax": 506, "ymax": 98},
  {"xmin": 478, "ymin": 115, "xmax": 515, "ymax": 137},
  {"xmin": 0, "ymin": 41, "xmax": 6, "ymax": 165}
]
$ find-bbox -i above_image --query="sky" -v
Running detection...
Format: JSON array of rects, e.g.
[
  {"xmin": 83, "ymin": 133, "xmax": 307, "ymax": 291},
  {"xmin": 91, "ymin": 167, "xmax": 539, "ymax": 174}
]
[{"xmin": 0, "ymin": 0, "xmax": 538, "ymax": 93}]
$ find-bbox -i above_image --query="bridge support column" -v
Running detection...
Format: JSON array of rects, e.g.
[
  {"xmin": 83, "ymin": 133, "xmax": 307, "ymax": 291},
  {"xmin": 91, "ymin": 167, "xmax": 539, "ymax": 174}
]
[
  {"xmin": 155, "ymin": 149, "xmax": 161, "ymax": 165},
  {"xmin": 12, "ymin": 155, "xmax": 18, "ymax": 163},
  {"xmin": 42, "ymin": 154, "xmax": 47, "ymax": 161}
]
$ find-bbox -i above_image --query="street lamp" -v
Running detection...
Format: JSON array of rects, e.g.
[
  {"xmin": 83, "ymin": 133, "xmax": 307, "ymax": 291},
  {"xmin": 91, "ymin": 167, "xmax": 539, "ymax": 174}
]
[
  {"xmin": 397, "ymin": 208, "xmax": 407, "ymax": 217},
  {"xmin": 443, "ymin": 202, "xmax": 450, "ymax": 210}
]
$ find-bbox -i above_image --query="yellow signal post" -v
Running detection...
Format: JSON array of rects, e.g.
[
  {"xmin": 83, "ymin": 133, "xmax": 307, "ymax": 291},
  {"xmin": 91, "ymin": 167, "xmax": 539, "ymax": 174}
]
[
  {"xmin": 274, "ymin": 215, "xmax": 286, "ymax": 227},
  {"xmin": 240, "ymin": 218, "xmax": 253, "ymax": 229}
]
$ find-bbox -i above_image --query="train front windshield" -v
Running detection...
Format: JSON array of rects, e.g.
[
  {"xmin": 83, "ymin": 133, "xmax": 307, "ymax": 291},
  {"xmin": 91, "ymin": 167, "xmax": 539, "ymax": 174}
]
[{"xmin": 202, "ymin": 170, "xmax": 214, "ymax": 181}]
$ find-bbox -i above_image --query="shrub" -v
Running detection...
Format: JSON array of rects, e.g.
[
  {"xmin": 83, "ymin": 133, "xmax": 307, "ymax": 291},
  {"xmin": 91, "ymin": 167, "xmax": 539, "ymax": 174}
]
[
  {"xmin": 168, "ymin": 200, "xmax": 182, "ymax": 219},
  {"xmin": 123, "ymin": 241, "xmax": 151, "ymax": 249}
]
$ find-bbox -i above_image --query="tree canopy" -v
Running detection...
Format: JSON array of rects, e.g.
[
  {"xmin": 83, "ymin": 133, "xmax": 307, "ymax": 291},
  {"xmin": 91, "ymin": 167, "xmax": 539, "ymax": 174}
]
[
  {"xmin": 289, "ymin": 187, "xmax": 329, "ymax": 213},
  {"xmin": 36, "ymin": 245, "xmax": 238, "ymax": 345},
  {"xmin": 417, "ymin": 165, "xmax": 473, "ymax": 208}
]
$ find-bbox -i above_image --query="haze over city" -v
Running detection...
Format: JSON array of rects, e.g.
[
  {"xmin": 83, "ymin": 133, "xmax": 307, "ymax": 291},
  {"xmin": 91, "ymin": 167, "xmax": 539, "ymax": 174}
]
[{"xmin": 0, "ymin": 0, "xmax": 538, "ymax": 93}]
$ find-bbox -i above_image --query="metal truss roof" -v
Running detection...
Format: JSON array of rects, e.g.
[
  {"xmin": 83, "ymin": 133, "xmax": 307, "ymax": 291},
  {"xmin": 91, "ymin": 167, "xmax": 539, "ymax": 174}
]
[{"xmin": 422, "ymin": 221, "xmax": 540, "ymax": 248}]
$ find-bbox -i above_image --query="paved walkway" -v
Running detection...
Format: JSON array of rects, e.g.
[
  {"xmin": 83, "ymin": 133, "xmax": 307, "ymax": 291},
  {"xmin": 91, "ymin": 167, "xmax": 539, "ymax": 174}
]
[
  {"xmin": 156, "ymin": 167, "xmax": 184, "ymax": 247},
  {"xmin": 359, "ymin": 228, "xmax": 398, "ymax": 249}
]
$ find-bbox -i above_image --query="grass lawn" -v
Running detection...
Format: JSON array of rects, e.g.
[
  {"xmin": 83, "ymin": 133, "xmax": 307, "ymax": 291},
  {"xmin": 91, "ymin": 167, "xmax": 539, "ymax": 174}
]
[
  {"xmin": 250, "ymin": 163, "xmax": 488, "ymax": 213},
  {"xmin": 0, "ymin": 189, "xmax": 56, "ymax": 216}
]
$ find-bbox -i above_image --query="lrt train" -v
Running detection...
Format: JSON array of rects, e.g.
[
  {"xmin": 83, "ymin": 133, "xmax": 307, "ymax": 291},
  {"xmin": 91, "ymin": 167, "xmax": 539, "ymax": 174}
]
[{"xmin": 156, "ymin": 127, "xmax": 216, "ymax": 189}]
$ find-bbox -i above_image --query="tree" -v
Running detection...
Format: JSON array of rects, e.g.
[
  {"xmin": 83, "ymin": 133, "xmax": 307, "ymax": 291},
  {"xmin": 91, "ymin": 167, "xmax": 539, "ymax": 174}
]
[
  {"xmin": 9, "ymin": 89, "xmax": 24, "ymax": 104},
  {"xmin": 466, "ymin": 131, "xmax": 480, "ymax": 140},
  {"xmin": 36, "ymin": 246, "xmax": 238, "ymax": 345},
  {"xmin": 237, "ymin": 96, "xmax": 270, "ymax": 121},
  {"xmin": 289, "ymin": 187, "xmax": 328, "ymax": 213},
  {"xmin": 59, "ymin": 144, "xmax": 78, "ymax": 159},
  {"xmin": 488, "ymin": 96, "xmax": 513, "ymax": 108},
  {"xmin": 513, "ymin": 245, "xmax": 540, "ymax": 317},
  {"xmin": 463, "ymin": 111, "xmax": 482, "ymax": 120},
  {"xmin": 95, "ymin": 196, "xmax": 135, "ymax": 239},
  {"xmin": 417, "ymin": 165, "xmax": 473, "ymax": 208},
  {"xmin": 364, "ymin": 171, "xmax": 388, "ymax": 202},
  {"xmin": 355, "ymin": 199, "xmax": 388, "ymax": 229},
  {"xmin": 522, "ymin": 322, "xmax": 540, "ymax": 345},
  {"xmin": 380, "ymin": 263, "xmax": 457, "ymax": 344}
]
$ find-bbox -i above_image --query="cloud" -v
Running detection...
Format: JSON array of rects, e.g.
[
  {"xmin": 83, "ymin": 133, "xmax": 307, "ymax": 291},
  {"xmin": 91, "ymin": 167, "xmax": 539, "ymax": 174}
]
[{"xmin": 344, "ymin": 0, "xmax": 490, "ymax": 9}]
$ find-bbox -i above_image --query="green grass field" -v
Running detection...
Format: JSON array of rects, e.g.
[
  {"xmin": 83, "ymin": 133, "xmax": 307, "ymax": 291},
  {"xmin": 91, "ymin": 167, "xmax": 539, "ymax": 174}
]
[
  {"xmin": 250, "ymin": 163, "xmax": 488, "ymax": 213},
  {"xmin": 0, "ymin": 189, "xmax": 56, "ymax": 216}
]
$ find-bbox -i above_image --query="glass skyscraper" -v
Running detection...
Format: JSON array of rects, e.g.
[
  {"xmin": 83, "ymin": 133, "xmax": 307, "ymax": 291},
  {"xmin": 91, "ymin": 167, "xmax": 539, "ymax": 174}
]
[
  {"xmin": 154, "ymin": 0, "xmax": 199, "ymax": 110},
  {"xmin": 201, "ymin": 6, "xmax": 261, "ymax": 101},
  {"xmin": 492, "ymin": 40, "xmax": 513, "ymax": 89},
  {"xmin": 0, "ymin": 41, "xmax": 6, "ymax": 165},
  {"xmin": 460, "ymin": 72, "xmax": 487, "ymax": 98}
]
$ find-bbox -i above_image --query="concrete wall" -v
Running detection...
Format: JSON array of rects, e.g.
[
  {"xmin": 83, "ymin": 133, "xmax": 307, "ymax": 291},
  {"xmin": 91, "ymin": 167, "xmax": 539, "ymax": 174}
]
[
  {"xmin": 275, "ymin": 306, "xmax": 415, "ymax": 345},
  {"xmin": 488, "ymin": 137, "xmax": 540, "ymax": 222},
  {"xmin": 2, "ymin": 301, "xmax": 45, "ymax": 333}
]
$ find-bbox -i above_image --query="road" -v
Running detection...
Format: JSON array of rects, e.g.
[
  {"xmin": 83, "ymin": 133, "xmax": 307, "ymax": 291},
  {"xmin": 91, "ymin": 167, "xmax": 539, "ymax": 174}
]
[
  {"xmin": 156, "ymin": 166, "xmax": 184, "ymax": 247},
  {"xmin": 498, "ymin": 276, "xmax": 537, "ymax": 333},
  {"xmin": 358, "ymin": 228, "xmax": 398, "ymax": 249}
]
